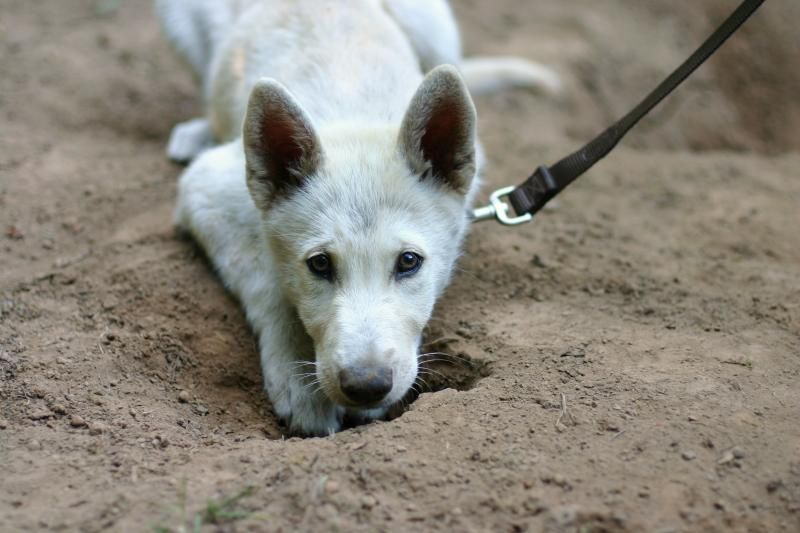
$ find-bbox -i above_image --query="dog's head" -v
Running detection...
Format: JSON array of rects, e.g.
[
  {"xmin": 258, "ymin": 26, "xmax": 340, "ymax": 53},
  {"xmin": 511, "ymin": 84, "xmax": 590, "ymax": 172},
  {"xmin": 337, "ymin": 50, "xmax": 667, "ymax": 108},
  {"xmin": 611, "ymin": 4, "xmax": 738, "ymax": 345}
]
[{"xmin": 242, "ymin": 66, "xmax": 477, "ymax": 410}]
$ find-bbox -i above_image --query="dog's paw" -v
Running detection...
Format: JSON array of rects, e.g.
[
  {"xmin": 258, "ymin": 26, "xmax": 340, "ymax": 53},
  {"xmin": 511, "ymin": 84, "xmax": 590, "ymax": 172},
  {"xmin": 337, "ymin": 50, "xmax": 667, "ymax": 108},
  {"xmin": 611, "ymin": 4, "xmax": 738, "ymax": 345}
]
[
  {"xmin": 284, "ymin": 398, "xmax": 344, "ymax": 437},
  {"xmin": 166, "ymin": 117, "xmax": 215, "ymax": 163},
  {"xmin": 268, "ymin": 379, "xmax": 343, "ymax": 437},
  {"xmin": 342, "ymin": 406, "xmax": 389, "ymax": 428}
]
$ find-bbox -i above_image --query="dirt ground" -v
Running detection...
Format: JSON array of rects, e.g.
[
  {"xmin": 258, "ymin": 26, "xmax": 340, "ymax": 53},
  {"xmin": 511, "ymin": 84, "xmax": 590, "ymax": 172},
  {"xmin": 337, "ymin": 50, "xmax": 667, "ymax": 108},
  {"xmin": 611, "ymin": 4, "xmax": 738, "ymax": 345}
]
[{"xmin": 1, "ymin": 1, "xmax": 799, "ymax": 531}]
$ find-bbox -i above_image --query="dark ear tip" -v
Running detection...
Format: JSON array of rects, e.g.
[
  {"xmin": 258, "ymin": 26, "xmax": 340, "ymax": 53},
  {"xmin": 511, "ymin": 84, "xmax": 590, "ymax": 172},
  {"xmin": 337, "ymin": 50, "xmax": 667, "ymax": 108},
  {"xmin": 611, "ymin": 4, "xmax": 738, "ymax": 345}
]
[
  {"xmin": 427, "ymin": 64, "xmax": 466, "ymax": 86},
  {"xmin": 422, "ymin": 66, "xmax": 474, "ymax": 116},
  {"xmin": 430, "ymin": 64, "xmax": 459, "ymax": 75},
  {"xmin": 249, "ymin": 78, "xmax": 285, "ymax": 103}
]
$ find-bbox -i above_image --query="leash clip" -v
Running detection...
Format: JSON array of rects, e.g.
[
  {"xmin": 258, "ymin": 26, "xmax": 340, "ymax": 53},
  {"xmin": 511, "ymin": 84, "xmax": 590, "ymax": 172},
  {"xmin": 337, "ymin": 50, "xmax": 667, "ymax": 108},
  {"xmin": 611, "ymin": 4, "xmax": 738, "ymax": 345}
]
[{"xmin": 472, "ymin": 186, "xmax": 533, "ymax": 225}]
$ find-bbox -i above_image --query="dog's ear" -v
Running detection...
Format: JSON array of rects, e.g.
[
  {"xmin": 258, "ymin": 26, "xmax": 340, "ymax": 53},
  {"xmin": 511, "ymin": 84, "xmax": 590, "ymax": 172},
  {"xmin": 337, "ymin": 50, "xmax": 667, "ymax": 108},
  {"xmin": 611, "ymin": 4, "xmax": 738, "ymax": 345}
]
[
  {"xmin": 243, "ymin": 79, "xmax": 322, "ymax": 209},
  {"xmin": 398, "ymin": 65, "xmax": 477, "ymax": 194}
]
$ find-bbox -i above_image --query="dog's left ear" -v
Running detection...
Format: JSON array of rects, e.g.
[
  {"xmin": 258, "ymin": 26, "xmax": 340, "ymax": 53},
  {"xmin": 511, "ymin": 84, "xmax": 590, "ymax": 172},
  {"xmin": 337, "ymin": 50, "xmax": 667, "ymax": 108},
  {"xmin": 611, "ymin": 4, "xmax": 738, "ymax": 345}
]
[
  {"xmin": 398, "ymin": 65, "xmax": 477, "ymax": 194},
  {"xmin": 243, "ymin": 78, "xmax": 323, "ymax": 209}
]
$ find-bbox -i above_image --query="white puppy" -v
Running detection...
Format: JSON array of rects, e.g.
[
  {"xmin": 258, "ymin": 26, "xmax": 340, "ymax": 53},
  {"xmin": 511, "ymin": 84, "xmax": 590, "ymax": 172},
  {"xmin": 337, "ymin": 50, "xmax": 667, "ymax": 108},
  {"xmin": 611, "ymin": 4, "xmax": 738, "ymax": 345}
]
[{"xmin": 156, "ymin": 0, "xmax": 558, "ymax": 435}]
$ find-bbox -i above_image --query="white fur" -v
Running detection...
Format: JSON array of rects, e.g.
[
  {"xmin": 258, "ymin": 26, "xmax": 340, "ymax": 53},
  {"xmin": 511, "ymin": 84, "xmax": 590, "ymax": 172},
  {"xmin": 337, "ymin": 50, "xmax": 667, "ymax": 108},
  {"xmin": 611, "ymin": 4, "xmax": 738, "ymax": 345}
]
[
  {"xmin": 461, "ymin": 56, "xmax": 562, "ymax": 95},
  {"xmin": 158, "ymin": 0, "xmax": 558, "ymax": 435},
  {"xmin": 157, "ymin": 0, "xmax": 560, "ymax": 161}
]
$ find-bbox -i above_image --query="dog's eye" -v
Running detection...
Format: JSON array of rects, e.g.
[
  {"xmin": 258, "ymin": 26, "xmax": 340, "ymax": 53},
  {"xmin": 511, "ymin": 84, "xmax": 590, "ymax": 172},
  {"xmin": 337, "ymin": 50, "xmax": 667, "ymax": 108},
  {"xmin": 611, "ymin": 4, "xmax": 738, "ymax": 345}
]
[
  {"xmin": 396, "ymin": 251, "xmax": 423, "ymax": 278},
  {"xmin": 307, "ymin": 253, "xmax": 333, "ymax": 280}
]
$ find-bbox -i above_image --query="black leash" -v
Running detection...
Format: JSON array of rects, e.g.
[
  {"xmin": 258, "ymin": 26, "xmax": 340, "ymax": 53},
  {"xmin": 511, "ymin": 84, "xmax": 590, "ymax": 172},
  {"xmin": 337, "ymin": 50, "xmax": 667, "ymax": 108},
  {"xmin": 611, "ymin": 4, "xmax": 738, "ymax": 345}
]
[{"xmin": 473, "ymin": 0, "xmax": 766, "ymax": 225}]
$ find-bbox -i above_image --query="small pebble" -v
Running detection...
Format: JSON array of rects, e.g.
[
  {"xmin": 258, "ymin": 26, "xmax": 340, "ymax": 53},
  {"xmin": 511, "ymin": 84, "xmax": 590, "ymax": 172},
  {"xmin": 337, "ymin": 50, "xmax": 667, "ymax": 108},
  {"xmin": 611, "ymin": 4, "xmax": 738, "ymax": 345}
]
[
  {"xmin": 178, "ymin": 390, "xmax": 190, "ymax": 403},
  {"xmin": 766, "ymin": 480, "xmax": 783, "ymax": 493},
  {"xmin": 731, "ymin": 446, "xmax": 745, "ymax": 459},
  {"xmin": 361, "ymin": 495, "xmax": 377, "ymax": 509},
  {"xmin": 325, "ymin": 480, "xmax": 340, "ymax": 494},
  {"xmin": 51, "ymin": 403, "xmax": 67, "ymax": 415},
  {"xmin": 28, "ymin": 439, "xmax": 42, "ymax": 451},
  {"xmin": 718, "ymin": 451, "xmax": 735, "ymax": 465},
  {"xmin": 69, "ymin": 415, "xmax": 87, "ymax": 428},
  {"xmin": 687, "ymin": 415, "xmax": 697, "ymax": 422},
  {"xmin": 681, "ymin": 451, "xmax": 697, "ymax": 461},
  {"xmin": 88, "ymin": 421, "xmax": 107, "ymax": 435},
  {"xmin": 347, "ymin": 441, "xmax": 367, "ymax": 451},
  {"xmin": 29, "ymin": 384, "xmax": 48, "ymax": 396},
  {"xmin": 319, "ymin": 503, "xmax": 338, "ymax": 517},
  {"xmin": 29, "ymin": 409, "xmax": 53, "ymax": 420},
  {"xmin": 0, "ymin": 419, "xmax": 7, "ymax": 429}
]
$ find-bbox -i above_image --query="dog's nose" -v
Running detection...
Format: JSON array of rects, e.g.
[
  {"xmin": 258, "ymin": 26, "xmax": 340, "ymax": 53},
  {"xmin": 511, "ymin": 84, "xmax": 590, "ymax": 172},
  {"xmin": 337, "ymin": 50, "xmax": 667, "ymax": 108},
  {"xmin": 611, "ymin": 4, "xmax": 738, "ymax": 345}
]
[{"xmin": 339, "ymin": 366, "xmax": 393, "ymax": 405}]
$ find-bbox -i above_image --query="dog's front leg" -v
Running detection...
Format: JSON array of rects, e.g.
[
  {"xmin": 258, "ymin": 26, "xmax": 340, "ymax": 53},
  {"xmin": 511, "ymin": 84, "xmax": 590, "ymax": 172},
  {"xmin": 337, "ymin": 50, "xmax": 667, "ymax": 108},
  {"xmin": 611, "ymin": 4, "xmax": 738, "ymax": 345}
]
[{"xmin": 257, "ymin": 313, "xmax": 343, "ymax": 437}]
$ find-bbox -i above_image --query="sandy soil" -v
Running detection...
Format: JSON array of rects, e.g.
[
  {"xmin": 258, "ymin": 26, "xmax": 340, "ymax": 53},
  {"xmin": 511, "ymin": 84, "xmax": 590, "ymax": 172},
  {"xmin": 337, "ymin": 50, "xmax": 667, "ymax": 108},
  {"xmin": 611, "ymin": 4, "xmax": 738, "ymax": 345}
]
[{"xmin": 1, "ymin": 1, "xmax": 799, "ymax": 531}]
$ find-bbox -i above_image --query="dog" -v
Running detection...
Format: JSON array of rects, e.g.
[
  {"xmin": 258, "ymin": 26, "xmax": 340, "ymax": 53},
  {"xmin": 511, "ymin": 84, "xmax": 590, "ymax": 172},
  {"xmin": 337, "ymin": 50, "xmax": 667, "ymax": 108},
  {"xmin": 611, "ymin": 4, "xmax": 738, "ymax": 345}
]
[{"xmin": 156, "ymin": 0, "xmax": 559, "ymax": 435}]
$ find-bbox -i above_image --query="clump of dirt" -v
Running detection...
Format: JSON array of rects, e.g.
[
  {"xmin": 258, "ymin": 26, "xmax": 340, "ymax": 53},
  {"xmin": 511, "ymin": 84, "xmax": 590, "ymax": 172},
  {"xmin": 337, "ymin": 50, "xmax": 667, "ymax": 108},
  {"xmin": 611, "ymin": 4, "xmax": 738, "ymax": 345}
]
[{"xmin": 1, "ymin": 1, "xmax": 799, "ymax": 531}]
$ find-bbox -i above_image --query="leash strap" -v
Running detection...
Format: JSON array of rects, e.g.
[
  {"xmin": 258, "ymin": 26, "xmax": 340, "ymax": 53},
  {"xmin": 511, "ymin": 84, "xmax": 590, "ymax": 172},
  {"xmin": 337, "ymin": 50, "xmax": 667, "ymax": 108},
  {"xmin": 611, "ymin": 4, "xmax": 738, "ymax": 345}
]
[{"xmin": 476, "ymin": 0, "xmax": 765, "ymax": 224}]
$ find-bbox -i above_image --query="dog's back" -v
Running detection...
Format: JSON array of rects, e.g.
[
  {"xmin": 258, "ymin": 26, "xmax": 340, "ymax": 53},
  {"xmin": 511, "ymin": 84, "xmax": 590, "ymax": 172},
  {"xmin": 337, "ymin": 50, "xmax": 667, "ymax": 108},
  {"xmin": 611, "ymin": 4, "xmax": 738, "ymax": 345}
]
[
  {"xmin": 157, "ymin": 0, "xmax": 560, "ymax": 145},
  {"xmin": 207, "ymin": 1, "xmax": 423, "ymax": 140}
]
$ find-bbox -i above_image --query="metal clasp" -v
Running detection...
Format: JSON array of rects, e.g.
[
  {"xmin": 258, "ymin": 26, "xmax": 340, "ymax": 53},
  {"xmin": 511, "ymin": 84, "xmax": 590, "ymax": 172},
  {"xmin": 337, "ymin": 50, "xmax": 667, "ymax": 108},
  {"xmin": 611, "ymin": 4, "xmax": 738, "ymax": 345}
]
[{"xmin": 471, "ymin": 186, "xmax": 533, "ymax": 225}]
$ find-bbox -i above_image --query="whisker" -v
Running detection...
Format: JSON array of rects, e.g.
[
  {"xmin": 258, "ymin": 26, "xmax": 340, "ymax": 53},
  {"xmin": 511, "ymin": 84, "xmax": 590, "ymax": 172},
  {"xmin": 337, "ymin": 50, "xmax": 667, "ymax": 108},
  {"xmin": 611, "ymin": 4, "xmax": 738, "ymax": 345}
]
[
  {"xmin": 418, "ymin": 352, "xmax": 472, "ymax": 365},
  {"xmin": 415, "ymin": 375, "xmax": 431, "ymax": 390},
  {"xmin": 399, "ymin": 396, "xmax": 410, "ymax": 411},
  {"xmin": 417, "ymin": 358, "xmax": 454, "ymax": 365},
  {"xmin": 418, "ymin": 371, "xmax": 448, "ymax": 381},
  {"xmin": 288, "ymin": 360, "xmax": 318, "ymax": 368},
  {"xmin": 301, "ymin": 379, "xmax": 322, "ymax": 391},
  {"xmin": 291, "ymin": 372, "xmax": 318, "ymax": 379},
  {"xmin": 420, "ymin": 350, "xmax": 469, "ymax": 358},
  {"xmin": 418, "ymin": 368, "xmax": 448, "ymax": 381}
]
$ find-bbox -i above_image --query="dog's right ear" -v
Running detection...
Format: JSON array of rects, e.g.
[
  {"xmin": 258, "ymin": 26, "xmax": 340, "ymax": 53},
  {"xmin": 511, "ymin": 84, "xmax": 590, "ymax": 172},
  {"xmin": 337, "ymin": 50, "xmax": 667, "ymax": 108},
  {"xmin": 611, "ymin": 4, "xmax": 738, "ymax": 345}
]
[
  {"xmin": 398, "ymin": 65, "xmax": 477, "ymax": 195},
  {"xmin": 243, "ymin": 79, "xmax": 322, "ymax": 209}
]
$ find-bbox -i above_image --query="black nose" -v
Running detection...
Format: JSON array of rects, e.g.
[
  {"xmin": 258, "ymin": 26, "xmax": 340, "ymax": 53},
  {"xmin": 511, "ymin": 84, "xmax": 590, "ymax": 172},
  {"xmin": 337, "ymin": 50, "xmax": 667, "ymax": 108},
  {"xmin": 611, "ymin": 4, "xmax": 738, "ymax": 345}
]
[{"xmin": 339, "ymin": 366, "xmax": 393, "ymax": 405}]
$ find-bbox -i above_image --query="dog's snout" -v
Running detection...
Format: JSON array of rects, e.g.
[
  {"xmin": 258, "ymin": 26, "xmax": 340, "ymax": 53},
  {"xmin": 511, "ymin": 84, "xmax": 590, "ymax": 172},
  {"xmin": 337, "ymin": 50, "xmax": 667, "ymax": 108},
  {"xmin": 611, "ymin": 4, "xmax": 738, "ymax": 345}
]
[{"xmin": 339, "ymin": 366, "xmax": 393, "ymax": 405}]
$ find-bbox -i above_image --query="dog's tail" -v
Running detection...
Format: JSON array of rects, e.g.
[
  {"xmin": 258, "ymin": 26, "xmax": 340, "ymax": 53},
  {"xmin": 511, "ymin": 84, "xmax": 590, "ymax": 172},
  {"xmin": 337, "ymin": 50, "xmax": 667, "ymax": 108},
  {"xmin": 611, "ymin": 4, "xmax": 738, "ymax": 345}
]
[{"xmin": 460, "ymin": 56, "xmax": 561, "ymax": 96}]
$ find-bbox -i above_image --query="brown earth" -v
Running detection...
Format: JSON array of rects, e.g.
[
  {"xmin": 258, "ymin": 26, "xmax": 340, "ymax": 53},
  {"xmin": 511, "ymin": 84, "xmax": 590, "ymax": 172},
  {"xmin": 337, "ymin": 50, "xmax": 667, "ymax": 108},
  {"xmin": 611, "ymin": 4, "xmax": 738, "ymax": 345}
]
[{"xmin": 1, "ymin": 1, "xmax": 799, "ymax": 531}]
